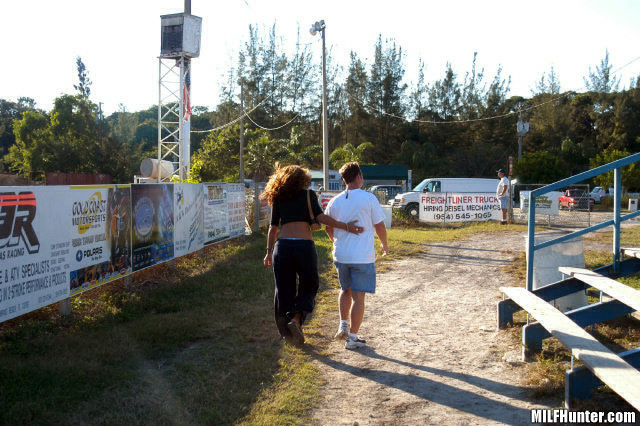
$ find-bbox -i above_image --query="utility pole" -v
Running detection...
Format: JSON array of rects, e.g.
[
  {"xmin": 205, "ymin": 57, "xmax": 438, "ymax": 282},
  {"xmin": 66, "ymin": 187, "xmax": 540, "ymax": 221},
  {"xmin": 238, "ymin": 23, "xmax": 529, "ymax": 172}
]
[
  {"xmin": 516, "ymin": 103, "xmax": 529, "ymax": 162},
  {"xmin": 310, "ymin": 20, "xmax": 329, "ymax": 190},
  {"xmin": 239, "ymin": 83, "xmax": 245, "ymax": 182},
  {"xmin": 185, "ymin": 0, "xmax": 190, "ymax": 14}
]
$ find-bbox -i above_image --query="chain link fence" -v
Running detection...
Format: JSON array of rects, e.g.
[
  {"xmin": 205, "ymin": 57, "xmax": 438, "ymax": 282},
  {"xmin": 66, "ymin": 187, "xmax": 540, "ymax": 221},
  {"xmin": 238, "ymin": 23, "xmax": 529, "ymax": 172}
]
[{"xmin": 512, "ymin": 183, "xmax": 592, "ymax": 228}]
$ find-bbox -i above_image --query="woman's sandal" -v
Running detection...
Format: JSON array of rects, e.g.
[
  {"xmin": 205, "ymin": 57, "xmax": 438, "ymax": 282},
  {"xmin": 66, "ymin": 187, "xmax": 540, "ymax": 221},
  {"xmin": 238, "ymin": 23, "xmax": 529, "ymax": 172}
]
[{"xmin": 286, "ymin": 321, "xmax": 305, "ymax": 346}]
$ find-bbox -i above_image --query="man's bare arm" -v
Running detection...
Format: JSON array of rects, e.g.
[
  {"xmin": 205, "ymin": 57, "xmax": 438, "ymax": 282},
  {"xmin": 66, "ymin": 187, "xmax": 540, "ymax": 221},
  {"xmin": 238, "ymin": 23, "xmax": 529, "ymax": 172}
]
[{"xmin": 374, "ymin": 221, "xmax": 388, "ymax": 256}]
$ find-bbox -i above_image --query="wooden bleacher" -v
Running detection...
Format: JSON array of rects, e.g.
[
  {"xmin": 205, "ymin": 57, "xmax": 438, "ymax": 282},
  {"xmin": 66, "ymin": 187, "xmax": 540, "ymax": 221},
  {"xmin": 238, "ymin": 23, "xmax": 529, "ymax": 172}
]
[
  {"xmin": 500, "ymin": 286, "xmax": 640, "ymax": 411},
  {"xmin": 558, "ymin": 267, "xmax": 640, "ymax": 312}
]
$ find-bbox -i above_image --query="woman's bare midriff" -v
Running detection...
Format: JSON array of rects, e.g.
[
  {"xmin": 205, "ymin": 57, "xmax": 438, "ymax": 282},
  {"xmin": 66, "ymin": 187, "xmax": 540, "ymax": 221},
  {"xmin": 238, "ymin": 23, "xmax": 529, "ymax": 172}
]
[{"xmin": 277, "ymin": 221, "xmax": 313, "ymax": 240}]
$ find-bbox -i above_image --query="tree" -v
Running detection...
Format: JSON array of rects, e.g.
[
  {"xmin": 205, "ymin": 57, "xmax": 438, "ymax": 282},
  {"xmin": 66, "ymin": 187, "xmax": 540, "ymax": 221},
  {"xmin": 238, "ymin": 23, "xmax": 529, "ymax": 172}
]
[
  {"xmin": 74, "ymin": 57, "xmax": 92, "ymax": 99},
  {"xmin": 590, "ymin": 149, "xmax": 640, "ymax": 191},
  {"xmin": 0, "ymin": 97, "xmax": 39, "ymax": 166},
  {"xmin": 275, "ymin": 126, "xmax": 321, "ymax": 168},
  {"xmin": 367, "ymin": 35, "xmax": 407, "ymax": 158},
  {"xmin": 246, "ymin": 131, "xmax": 278, "ymax": 181},
  {"xmin": 190, "ymin": 125, "xmax": 241, "ymax": 182},
  {"xmin": 329, "ymin": 142, "xmax": 374, "ymax": 168},
  {"xmin": 532, "ymin": 66, "xmax": 561, "ymax": 95},
  {"xmin": 513, "ymin": 151, "xmax": 567, "ymax": 184},
  {"xmin": 584, "ymin": 49, "xmax": 620, "ymax": 93},
  {"xmin": 5, "ymin": 94, "xmax": 135, "ymax": 182}
]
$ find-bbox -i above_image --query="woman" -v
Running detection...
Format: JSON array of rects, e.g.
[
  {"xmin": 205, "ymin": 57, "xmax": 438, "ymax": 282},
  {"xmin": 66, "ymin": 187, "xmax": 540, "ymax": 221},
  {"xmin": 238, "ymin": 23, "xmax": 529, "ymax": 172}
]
[{"xmin": 261, "ymin": 165, "xmax": 363, "ymax": 345}]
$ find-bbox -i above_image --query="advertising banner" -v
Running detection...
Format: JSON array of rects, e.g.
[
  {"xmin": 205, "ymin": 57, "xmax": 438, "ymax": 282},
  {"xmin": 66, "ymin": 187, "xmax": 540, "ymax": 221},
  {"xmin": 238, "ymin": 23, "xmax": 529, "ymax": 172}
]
[
  {"xmin": 227, "ymin": 183, "xmax": 246, "ymax": 238},
  {"xmin": 319, "ymin": 192, "xmax": 340, "ymax": 211},
  {"xmin": 0, "ymin": 187, "xmax": 70, "ymax": 322},
  {"xmin": 520, "ymin": 191, "xmax": 561, "ymax": 216},
  {"xmin": 131, "ymin": 184, "xmax": 174, "ymax": 271},
  {"xmin": 69, "ymin": 185, "xmax": 132, "ymax": 296},
  {"xmin": 173, "ymin": 183, "xmax": 204, "ymax": 257},
  {"xmin": 419, "ymin": 193, "xmax": 502, "ymax": 223},
  {"xmin": 203, "ymin": 183, "xmax": 229, "ymax": 245}
]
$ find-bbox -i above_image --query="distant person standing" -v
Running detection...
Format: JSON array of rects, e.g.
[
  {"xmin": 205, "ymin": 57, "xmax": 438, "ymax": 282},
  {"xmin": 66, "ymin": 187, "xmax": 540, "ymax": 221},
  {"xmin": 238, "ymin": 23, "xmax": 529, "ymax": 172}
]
[
  {"xmin": 496, "ymin": 168, "xmax": 509, "ymax": 225},
  {"xmin": 325, "ymin": 162, "xmax": 389, "ymax": 350}
]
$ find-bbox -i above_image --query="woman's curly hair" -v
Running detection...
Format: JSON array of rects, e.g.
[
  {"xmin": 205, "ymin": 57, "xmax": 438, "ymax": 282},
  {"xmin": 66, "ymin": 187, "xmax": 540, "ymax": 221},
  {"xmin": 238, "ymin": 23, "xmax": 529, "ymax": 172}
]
[{"xmin": 260, "ymin": 165, "xmax": 311, "ymax": 205}]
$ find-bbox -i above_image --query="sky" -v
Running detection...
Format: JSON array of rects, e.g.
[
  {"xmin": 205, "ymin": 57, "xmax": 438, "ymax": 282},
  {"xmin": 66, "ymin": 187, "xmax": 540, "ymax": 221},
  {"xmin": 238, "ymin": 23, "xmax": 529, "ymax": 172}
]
[{"xmin": 1, "ymin": 0, "xmax": 639, "ymax": 116}]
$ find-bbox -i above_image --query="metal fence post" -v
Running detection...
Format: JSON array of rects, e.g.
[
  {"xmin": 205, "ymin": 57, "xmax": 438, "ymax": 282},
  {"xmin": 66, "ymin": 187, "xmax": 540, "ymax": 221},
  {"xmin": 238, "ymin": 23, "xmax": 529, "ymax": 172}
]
[
  {"xmin": 253, "ymin": 181, "xmax": 260, "ymax": 233},
  {"xmin": 613, "ymin": 167, "xmax": 622, "ymax": 274},
  {"xmin": 526, "ymin": 191, "xmax": 537, "ymax": 292},
  {"xmin": 508, "ymin": 181, "xmax": 513, "ymax": 224},
  {"xmin": 59, "ymin": 298, "xmax": 70, "ymax": 316}
]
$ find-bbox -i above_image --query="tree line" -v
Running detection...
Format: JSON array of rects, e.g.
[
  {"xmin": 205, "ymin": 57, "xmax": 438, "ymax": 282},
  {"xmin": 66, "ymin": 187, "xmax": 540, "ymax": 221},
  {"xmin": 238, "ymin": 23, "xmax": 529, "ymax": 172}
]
[{"xmin": 2, "ymin": 25, "xmax": 640, "ymax": 189}]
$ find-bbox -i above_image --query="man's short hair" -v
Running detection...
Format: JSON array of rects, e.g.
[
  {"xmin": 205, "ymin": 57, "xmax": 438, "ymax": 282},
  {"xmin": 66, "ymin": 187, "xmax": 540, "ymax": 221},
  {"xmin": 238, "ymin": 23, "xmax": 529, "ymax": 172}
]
[{"xmin": 339, "ymin": 162, "xmax": 361, "ymax": 184}]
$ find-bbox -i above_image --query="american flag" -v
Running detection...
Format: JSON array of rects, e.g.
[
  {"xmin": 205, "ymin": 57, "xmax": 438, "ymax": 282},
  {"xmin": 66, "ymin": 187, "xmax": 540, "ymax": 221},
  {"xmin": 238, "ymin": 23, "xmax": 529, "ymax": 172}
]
[{"xmin": 183, "ymin": 68, "xmax": 192, "ymax": 121}]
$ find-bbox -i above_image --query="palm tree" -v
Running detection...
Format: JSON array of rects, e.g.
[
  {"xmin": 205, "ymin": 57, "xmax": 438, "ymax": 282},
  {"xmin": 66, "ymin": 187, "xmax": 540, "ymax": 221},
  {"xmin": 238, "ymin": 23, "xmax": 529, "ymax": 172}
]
[
  {"xmin": 275, "ymin": 126, "xmax": 322, "ymax": 169},
  {"xmin": 329, "ymin": 142, "xmax": 375, "ymax": 168}
]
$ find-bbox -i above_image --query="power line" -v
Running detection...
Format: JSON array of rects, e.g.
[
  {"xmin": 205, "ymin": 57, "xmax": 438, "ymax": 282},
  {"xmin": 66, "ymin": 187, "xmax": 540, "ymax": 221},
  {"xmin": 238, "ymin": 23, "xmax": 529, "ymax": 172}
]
[{"xmin": 244, "ymin": 111, "xmax": 299, "ymax": 131}]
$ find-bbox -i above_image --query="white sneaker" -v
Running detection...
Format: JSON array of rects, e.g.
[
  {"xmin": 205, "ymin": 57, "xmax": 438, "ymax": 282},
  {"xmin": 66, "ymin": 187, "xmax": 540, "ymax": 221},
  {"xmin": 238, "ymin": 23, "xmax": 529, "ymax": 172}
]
[
  {"xmin": 345, "ymin": 336, "xmax": 366, "ymax": 349},
  {"xmin": 334, "ymin": 324, "xmax": 349, "ymax": 340}
]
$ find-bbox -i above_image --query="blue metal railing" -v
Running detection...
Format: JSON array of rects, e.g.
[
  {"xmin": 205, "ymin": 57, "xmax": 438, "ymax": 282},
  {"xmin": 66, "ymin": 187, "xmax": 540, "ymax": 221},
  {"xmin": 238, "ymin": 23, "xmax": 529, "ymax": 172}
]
[{"xmin": 526, "ymin": 152, "xmax": 640, "ymax": 291}]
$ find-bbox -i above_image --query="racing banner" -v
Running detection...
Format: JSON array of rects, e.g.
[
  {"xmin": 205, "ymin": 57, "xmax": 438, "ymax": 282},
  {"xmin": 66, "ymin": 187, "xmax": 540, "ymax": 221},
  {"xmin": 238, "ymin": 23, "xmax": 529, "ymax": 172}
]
[
  {"xmin": 520, "ymin": 191, "xmax": 562, "ymax": 216},
  {"xmin": 0, "ymin": 187, "xmax": 70, "ymax": 322},
  {"xmin": 173, "ymin": 183, "xmax": 204, "ymax": 257},
  {"xmin": 69, "ymin": 185, "xmax": 132, "ymax": 296},
  {"xmin": 203, "ymin": 183, "xmax": 229, "ymax": 245},
  {"xmin": 227, "ymin": 183, "xmax": 246, "ymax": 239},
  {"xmin": 419, "ymin": 193, "xmax": 502, "ymax": 223},
  {"xmin": 131, "ymin": 184, "xmax": 174, "ymax": 271}
]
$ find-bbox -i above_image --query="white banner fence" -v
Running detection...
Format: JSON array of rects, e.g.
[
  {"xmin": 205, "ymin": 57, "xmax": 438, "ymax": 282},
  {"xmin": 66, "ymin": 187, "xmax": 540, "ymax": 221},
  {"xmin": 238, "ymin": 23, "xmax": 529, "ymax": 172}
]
[{"xmin": 0, "ymin": 183, "xmax": 246, "ymax": 323}]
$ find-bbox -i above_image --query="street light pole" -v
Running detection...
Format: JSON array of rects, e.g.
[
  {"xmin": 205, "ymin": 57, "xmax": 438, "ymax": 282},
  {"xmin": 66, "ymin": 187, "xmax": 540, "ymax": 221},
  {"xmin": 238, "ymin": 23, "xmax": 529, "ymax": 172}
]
[
  {"xmin": 311, "ymin": 20, "xmax": 329, "ymax": 191},
  {"xmin": 321, "ymin": 26, "xmax": 329, "ymax": 191}
]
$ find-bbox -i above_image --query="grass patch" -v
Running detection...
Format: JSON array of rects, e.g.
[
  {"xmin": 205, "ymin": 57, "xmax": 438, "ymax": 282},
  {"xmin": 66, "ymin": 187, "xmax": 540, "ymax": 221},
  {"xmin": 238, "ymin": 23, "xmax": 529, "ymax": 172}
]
[
  {"xmin": 0, "ymin": 221, "xmax": 531, "ymax": 425},
  {"xmin": 0, "ymin": 236, "xmax": 287, "ymax": 425}
]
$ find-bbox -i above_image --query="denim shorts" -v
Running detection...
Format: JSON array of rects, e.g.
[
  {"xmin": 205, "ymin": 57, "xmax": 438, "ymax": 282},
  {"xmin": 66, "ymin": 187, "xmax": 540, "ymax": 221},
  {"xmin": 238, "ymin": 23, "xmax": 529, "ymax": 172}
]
[
  {"xmin": 499, "ymin": 196, "xmax": 508, "ymax": 209},
  {"xmin": 334, "ymin": 262, "xmax": 376, "ymax": 293}
]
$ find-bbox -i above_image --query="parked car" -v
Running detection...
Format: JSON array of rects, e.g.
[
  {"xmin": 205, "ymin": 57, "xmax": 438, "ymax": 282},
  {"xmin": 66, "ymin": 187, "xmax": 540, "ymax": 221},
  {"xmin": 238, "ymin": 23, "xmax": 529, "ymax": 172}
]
[
  {"xmin": 559, "ymin": 189, "xmax": 594, "ymax": 210},
  {"xmin": 590, "ymin": 186, "xmax": 607, "ymax": 204},
  {"xmin": 368, "ymin": 185, "xmax": 404, "ymax": 204}
]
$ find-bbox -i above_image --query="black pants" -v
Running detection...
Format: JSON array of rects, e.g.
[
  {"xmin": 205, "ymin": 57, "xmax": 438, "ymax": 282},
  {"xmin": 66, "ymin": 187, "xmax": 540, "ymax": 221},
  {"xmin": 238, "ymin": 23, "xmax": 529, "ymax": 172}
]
[{"xmin": 272, "ymin": 239, "xmax": 319, "ymax": 338}]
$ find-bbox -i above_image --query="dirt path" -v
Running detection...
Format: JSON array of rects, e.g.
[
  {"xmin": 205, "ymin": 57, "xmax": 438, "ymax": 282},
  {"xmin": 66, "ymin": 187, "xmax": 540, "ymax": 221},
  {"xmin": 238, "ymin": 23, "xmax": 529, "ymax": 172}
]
[{"xmin": 310, "ymin": 231, "xmax": 554, "ymax": 425}]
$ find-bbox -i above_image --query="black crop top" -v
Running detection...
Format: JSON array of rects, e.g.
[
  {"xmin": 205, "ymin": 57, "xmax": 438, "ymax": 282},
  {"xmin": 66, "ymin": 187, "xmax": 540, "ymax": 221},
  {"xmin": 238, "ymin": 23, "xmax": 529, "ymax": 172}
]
[{"xmin": 270, "ymin": 189, "xmax": 323, "ymax": 227}]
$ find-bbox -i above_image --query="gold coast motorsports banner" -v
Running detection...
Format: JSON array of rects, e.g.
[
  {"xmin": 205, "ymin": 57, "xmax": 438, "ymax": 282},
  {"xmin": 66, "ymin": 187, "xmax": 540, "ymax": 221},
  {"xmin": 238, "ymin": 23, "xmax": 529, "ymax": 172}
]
[
  {"xmin": 419, "ymin": 193, "xmax": 502, "ymax": 223},
  {"xmin": 69, "ymin": 185, "xmax": 132, "ymax": 296},
  {"xmin": 174, "ymin": 183, "xmax": 204, "ymax": 257},
  {"xmin": 131, "ymin": 184, "xmax": 174, "ymax": 271}
]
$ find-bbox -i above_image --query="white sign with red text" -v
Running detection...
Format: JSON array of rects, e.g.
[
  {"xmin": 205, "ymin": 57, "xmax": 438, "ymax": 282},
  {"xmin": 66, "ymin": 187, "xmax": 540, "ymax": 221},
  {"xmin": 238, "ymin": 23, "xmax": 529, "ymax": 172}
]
[{"xmin": 419, "ymin": 193, "xmax": 501, "ymax": 223}]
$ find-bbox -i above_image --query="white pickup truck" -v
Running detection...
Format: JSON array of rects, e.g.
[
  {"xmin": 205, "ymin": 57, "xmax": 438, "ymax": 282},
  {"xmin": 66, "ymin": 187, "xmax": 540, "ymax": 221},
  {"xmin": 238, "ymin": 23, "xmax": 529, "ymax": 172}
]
[{"xmin": 392, "ymin": 178, "xmax": 499, "ymax": 217}]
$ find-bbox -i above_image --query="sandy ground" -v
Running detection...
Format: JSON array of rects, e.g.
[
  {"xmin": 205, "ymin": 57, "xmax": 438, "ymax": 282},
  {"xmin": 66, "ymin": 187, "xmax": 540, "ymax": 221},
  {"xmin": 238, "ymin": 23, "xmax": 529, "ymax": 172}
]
[{"xmin": 310, "ymin": 230, "xmax": 556, "ymax": 426}]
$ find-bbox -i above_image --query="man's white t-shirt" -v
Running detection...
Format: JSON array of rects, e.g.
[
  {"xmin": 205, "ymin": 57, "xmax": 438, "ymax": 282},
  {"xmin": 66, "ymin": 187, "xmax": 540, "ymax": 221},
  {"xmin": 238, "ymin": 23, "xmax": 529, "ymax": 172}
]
[
  {"xmin": 324, "ymin": 189, "xmax": 386, "ymax": 264},
  {"xmin": 497, "ymin": 176, "xmax": 509, "ymax": 198}
]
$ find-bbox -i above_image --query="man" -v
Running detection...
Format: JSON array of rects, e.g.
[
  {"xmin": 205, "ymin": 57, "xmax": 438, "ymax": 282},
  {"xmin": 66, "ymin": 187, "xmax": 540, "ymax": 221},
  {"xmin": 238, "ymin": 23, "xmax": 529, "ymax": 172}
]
[
  {"xmin": 324, "ymin": 162, "xmax": 389, "ymax": 349},
  {"xmin": 496, "ymin": 168, "xmax": 509, "ymax": 225}
]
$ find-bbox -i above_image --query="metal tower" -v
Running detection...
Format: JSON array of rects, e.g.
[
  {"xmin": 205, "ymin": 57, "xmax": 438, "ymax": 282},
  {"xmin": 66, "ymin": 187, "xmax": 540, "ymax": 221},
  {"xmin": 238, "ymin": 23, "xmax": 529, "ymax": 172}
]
[{"xmin": 157, "ymin": 8, "xmax": 201, "ymax": 182}]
